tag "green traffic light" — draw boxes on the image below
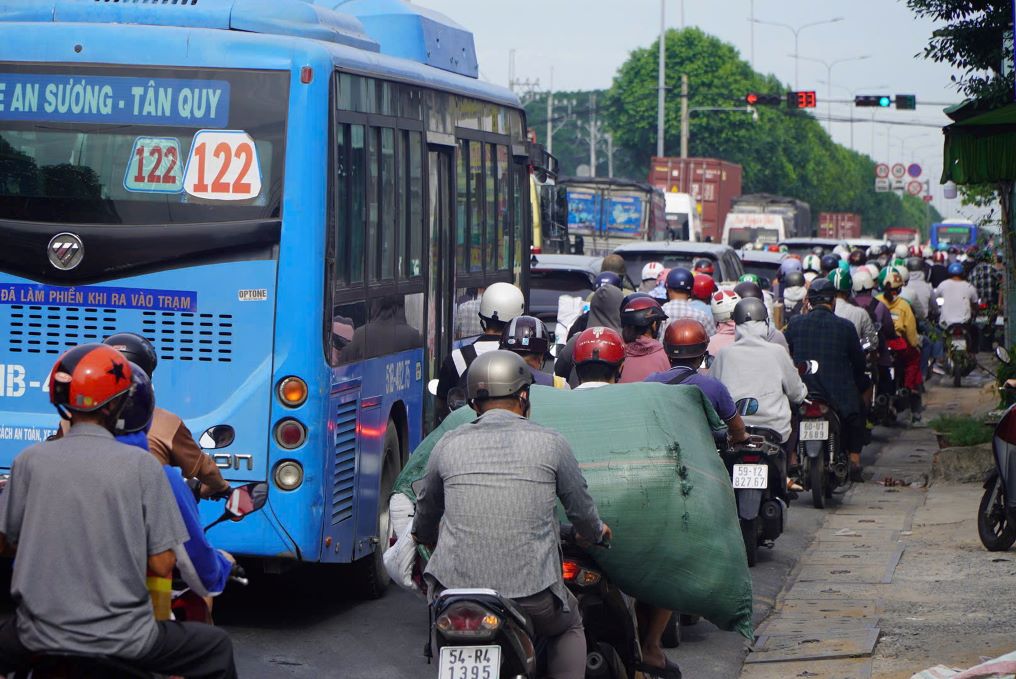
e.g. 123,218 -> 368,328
878,96 -> 891,107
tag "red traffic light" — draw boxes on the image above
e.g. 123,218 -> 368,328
746,93 -> 759,105
787,91 -> 817,109
744,93 -> 781,106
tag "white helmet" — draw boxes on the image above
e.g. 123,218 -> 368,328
865,262 -> 881,279
832,244 -> 850,258
641,261 -> 665,282
894,244 -> 909,259
803,271 -> 819,284
802,254 -> 822,273
922,245 -> 934,259
852,269 -> 875,292
710,288 -> 741,323
478,282 -> 525,324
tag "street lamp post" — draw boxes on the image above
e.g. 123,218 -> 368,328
751,16 -> 844,89
795,54 -> 869,132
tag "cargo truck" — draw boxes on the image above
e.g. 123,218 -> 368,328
648,157 -> 742,242
818,212 -> 862,240
723,194 -> 812,247
557,177 -> 667,256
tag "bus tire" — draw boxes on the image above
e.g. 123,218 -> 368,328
354,419 -> 401,599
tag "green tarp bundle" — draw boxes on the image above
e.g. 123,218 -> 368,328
395,382 -> 754,639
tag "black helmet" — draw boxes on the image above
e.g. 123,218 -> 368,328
782,271 -> 806,288
848,249 -> 867,267
500,316 -> 550,356
103,333 -> 157,377
807,278 -> 837,306
732,297 -> 769,325
733,281 -> 763,300
620,293 -> 667,328
118,362 -> 155,434
820,254 -> 839,273
905,256 -> 924,273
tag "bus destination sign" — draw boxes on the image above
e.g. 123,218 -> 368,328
0,74 -> 230,127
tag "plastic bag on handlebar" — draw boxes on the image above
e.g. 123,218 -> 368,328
394,383 -> 754,639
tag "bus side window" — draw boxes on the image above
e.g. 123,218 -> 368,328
406,131 -> 424,279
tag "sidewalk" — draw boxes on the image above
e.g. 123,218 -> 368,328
740,378 -> 1007,679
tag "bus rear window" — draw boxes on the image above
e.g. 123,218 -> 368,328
0,64 -> 288,224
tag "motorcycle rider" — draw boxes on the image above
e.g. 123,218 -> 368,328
500,316 -> 568,389
879,268 -> 924,422
413,350 -> 611,679
928,250 -> 950,288
661,267 -> 716,337
692,272 -> 718,306
901,256 -> 935,377
936,261 -> 980,329
784,280 -> 870,481
830,269 -> 875,343
555,281 -> 624,384
853,269 -> 899,399
711,299 -> 808,491
802,254 -> 823,284
619,294 -> 671,384
781,271 -> 808,325
436,282 -> 525,420
970,250 -> 1002,309
600,254 -> 636,293
708,289 -> 741,357
101,333 -> 230,499
0,344 -> 237,678
640,262 -> 665,293
734,281 -> 789,350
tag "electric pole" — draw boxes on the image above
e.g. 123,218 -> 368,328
546,67 -> 554,154
589,92 -> 598,178
656,0 -> 666,157
680,74 -> 689,158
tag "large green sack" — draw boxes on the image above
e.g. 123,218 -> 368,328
395,383 -> 753,639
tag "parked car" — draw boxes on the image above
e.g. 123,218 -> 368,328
738,249 -> 788,290
778,237 -> 848,257
613,241 -> 745,286
529,254 -> 602,342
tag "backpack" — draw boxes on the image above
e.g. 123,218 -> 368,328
665,367 -> 697,386
447,342 -> 480,411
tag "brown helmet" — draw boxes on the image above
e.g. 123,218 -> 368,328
663,319 -> 709,360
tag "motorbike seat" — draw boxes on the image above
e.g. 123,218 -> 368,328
500,597 -> 536,639
745,426 -> 782,445
16,652 -> 151,679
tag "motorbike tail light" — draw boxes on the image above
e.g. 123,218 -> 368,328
562,560 -> 581,582
436,603 -> 501,639
740,454 -> 761,464
802,402 -> 828,418
952,327 -> 966,337
562,559 -> 601,587
979,301 -> 989,310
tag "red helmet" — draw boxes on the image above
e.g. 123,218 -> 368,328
933,251 -> 947,264
692,273 -> 717,302
573,327 -> 625,367
663,319 -> 709,360
693,258 -> 715,275
620,293 -> 667,328
49,344 -> 133,414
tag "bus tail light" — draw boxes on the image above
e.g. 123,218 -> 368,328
274,419 -> 307,449
274,460 -> 304,491
277,376 -> 308,407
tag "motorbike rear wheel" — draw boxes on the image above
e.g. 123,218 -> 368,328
810,455 -> 826,510
740,517 -> 759,567
661,613 -> 681,648
952,358 -> 962,388
978,477 -> 1016,552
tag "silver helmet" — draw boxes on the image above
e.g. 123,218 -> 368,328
466,350 -> 533,402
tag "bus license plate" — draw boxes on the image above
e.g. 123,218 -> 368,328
439,646 -> 500,679
732,464 -> 768,489
952,339 -> 967,351
800,421 -> 829,441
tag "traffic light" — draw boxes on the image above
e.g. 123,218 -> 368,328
745,93 -> 781,106
855,95 -> 892,107
895,94 -> 917,110
787,91 -> 817,109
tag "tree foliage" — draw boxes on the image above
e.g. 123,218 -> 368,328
527,28 -> 941,234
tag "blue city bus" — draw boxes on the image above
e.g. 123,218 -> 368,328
930,219 -> 978,250
0,0 -> 531,594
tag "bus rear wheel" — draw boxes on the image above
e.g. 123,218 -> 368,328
353,419 -> 401,599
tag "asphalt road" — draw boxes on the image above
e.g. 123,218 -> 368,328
219,433 -> 892,679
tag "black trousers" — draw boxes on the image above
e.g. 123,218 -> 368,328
0,617 -> 237,679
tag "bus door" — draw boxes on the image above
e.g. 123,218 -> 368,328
425,146 -> 455,425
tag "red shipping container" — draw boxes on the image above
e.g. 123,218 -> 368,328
649,157 -> 742,242
817,212 -> 862,240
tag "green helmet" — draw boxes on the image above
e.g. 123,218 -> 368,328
890,257 -> 907,268
738,273 -> 761,285
828,268 -> 852,292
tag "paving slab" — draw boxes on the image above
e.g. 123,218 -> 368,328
781,582 -> 884,601
745,628 -> 881,663
740,657 -> 873,679
795,564 -> 898,585
824,513 -> 912,531
777,600 -> 881,618
801,548 -> 902,566
812,527 -> 900,543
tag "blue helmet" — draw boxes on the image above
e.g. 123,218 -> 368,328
118,362 -> 155,434
947,262 -> 965,277
665,267 -> 695,293
595,272 -> 621,289
778,258 -> 803,277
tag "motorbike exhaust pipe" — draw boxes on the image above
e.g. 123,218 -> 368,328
586,651 -> 610,678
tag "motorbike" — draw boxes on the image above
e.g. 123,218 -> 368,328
863,330 -> 897,427
978,347 -> 1016,552
16,482 -> 268,679
795,361 -> 850,509
945,323 -> 976,387
722,398 -> 787,567
974,300 -> 1000,352
560,525 -> 643,678
428,533 -> 623,679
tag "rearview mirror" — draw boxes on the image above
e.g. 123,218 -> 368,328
797,360 -> 819,376
997,346 -> 1011,365
226,482 -> 269,521
734,397 -> 759,416
198,425 -> 235,450
427,379 -> 439,396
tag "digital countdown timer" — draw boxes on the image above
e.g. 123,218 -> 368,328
787,91 -> 817,109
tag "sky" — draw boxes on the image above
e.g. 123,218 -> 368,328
421,0 -> 994,221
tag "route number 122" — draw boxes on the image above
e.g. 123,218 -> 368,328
123,137 -> 184,194
183,130 -> 262,201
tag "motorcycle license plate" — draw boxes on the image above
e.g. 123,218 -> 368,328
439,646 -> 500,679
952,339 -> 967,351
732,464 -> 768,489
975,316 -> 989,324
800,420 -> 829,441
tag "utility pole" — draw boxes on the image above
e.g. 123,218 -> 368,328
680,74 -> 689,158
656,0 -> 666,157
749,0 -> 754,69
546,67 -> 554,154
607,133 -> 615,178
589,92 -> 598,178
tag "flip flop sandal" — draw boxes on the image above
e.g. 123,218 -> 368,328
635,659 -> 682,679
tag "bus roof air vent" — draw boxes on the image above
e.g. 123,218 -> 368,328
321,0 -> 479,79
0,0 -> 380,52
